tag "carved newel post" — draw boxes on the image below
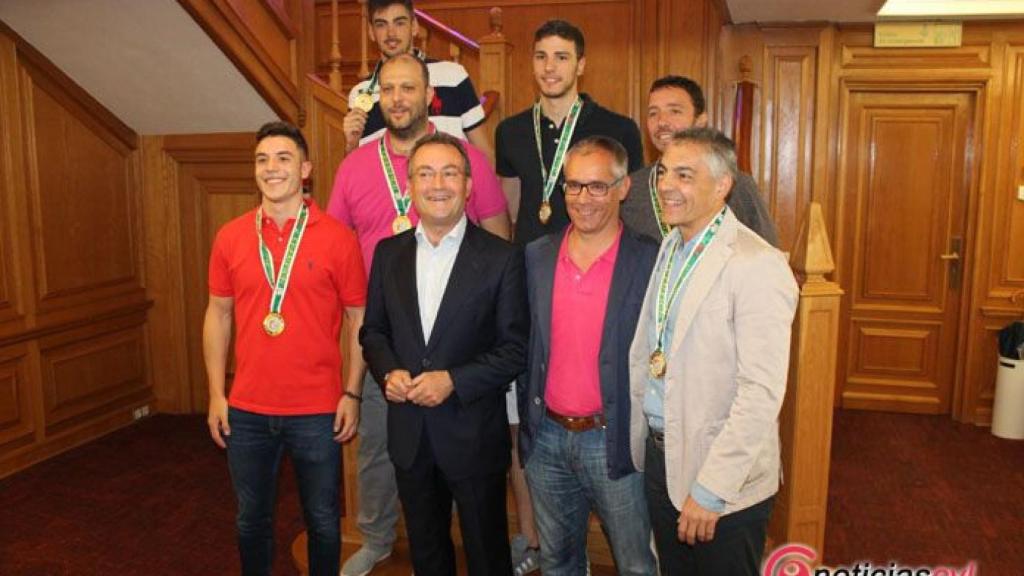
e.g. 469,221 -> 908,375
768,202 -> 844,561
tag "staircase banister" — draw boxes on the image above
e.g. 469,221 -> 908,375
415,9 -> 480,53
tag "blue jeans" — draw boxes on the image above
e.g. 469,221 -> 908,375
524,415 -> 656,576
225,407 -> 340,576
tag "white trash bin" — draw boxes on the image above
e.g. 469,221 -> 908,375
992,356 -> 1024,440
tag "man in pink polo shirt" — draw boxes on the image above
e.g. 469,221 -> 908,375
517,136 -> 658,575
327,53 -> 509,576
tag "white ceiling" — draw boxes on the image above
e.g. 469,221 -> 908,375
727,0 -> 887,23
0,0 -> 275,135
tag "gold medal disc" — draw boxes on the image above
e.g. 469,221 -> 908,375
538,201 -> 552,224
353,92 -> 374,113
263,312 -> 286,337
649,349 -> 667,379
392,214 -> 412,234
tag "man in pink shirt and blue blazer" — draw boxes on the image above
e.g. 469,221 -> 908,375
517,136 -> 658,575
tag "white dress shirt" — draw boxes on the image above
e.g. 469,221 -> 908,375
415,215 -> 467,343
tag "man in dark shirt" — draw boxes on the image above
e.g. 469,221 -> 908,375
621,75 -> 778,246
496,19 -> 644,245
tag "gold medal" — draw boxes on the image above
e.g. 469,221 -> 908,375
263,312 -> 286,337
538,201 -> 552,224
392,214 -> 412,234
649,349 -> 667,379
353,92 -> 374,113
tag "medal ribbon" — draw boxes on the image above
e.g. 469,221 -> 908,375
256,203 -> 309,315
653,208 -> 727,351
378,136 -> 412,219
648,168 -> 670,238
532,97 -> 583,209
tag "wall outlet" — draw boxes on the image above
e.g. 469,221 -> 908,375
132,405 -> 151,420
1018,185 -> 1024,201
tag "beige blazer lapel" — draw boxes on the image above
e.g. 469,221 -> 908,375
666,212 -> 739,359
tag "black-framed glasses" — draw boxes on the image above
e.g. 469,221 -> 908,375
562,176 -> 625,197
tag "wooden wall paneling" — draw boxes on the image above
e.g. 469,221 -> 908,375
178,0 -> 307,124
759,31 -> 819,253
811,26 -> 836,233
164,134 -> 257,412
0,342 -> 34,458
701,0 -> 724,128
0,34 -> 30,338
717,24 -> 765,177
140,136 -> 192,413
0,23 -> 157,479
18,60 -> 146,320
958,40 -> 1024,421
965,307 -> 1022,424
38,311 -> 150,436
987,44 -> 1024,300
305,74 -> 349,207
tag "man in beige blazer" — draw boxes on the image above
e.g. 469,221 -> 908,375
629,127 -> 798,575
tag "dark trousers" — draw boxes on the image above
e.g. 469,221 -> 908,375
644,435 -> 773,576
394,428 -> 512,576
225,407 -> 341,576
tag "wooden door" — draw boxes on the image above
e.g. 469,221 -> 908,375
836,90 -> 973,414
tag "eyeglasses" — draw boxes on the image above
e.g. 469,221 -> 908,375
562,176 -> 625,197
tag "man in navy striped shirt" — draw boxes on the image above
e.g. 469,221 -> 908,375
342,0 -> 494,163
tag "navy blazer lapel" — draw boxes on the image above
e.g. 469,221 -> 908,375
599,230 -> 642,359
533,235 -> 559,356
424,223 -> 483,353
396,233 -> 426,351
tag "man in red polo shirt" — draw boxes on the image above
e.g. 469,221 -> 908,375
205,121 -> 367,576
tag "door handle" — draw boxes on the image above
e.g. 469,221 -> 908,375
943,237 -> 962,288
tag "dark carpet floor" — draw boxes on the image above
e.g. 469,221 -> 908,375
1,410 -> 1022,575
823,411 -> 1024,574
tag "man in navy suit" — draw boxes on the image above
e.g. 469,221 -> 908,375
518,136 -> 658,575
360,132 -> 528,576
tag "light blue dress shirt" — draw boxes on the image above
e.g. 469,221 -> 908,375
642,229 -> 726,514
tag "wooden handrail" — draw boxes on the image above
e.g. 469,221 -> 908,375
414,9 -> 480,53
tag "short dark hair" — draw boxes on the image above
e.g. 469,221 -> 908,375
256,121 -> 308,159
380,52 -> 429,86
650,75 -> 706,117
566,135 -> 628,180
534,19 -> 585,58
408,132 -> 472,177
669,127 -> 737,181
368,0 -> 414,20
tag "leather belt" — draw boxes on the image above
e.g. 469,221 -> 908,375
546,408 -> 605,432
